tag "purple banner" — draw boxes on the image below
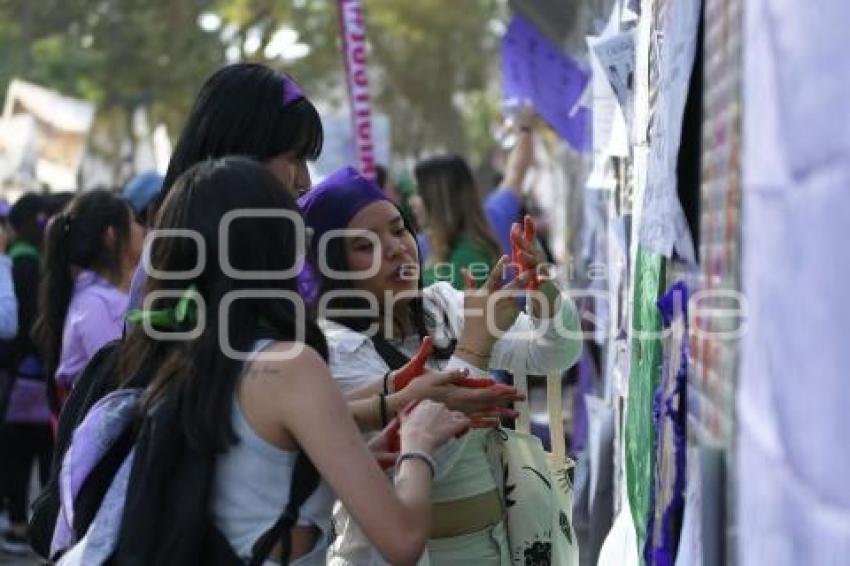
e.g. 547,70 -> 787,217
502,14 -> 591,151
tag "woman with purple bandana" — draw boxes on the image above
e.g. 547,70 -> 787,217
115,158 -> 474,565
301,167 -> 582,565
124,64 -> 518,426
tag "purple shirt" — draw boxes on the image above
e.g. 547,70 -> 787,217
484,188 -> 524,257
54,271 -> 128,390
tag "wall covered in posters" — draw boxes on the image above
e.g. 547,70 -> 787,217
595,0 -> 741,563
540,0 -> 849,562
509,0 -> 754,562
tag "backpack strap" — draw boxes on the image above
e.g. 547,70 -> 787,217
371,334 -> 410,371
248,450 -> 320,565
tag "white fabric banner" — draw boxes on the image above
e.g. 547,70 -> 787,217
739,0 -> 850,564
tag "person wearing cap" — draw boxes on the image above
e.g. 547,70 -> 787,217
122,170 -> 164,228
301,166 -> 582,565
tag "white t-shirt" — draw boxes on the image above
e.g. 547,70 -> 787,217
322,281 -> 582,393
323,282 -> 582,566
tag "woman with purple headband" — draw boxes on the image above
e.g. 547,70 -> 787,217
301,167 -> 583,565
127,63 -> 519,424
124,63 -> 323,314
102,58 -> 519,509
35,62 -> 527,561
162,63 -> 321,200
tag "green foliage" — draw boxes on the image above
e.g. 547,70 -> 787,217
460,90 -> 502,167
0,0 -> 505,170
27,35 -> 105,103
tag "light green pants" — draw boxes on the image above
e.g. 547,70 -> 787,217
417,521 -> 510,566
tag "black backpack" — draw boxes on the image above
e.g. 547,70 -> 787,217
113,386 -> 320,566
29,340 -> 125,557
29,340 -> 320,565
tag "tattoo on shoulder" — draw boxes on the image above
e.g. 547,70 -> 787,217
247,363 -> 282,378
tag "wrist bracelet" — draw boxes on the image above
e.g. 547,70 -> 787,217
397,451 -> 436,479
382,369 -> 392,395
378,393 -> 389,427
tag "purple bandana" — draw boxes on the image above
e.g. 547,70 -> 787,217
282,75 -> 305,107
298,166 -> 390,251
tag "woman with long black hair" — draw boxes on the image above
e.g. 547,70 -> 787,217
126,62 -> 323,312
34,190 -> 142,401
128,62 -> 519,427
118,157 -> 468,565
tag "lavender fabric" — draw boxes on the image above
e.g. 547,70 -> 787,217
297,261 -> 320,307
0,216 -> 9,368
52,388 -> 141,557
484,188 -> 524,257
501,15 -> 591,151
56,450 -> 135,565
298,166 -> 390,251
3,355 -> 50,423
55,271 -> 128,390
416,232 -> 431,264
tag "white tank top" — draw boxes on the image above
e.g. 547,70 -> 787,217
211,341 -> 335,563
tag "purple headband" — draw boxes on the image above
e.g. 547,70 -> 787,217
282,75 -> 305,107
298,166 -> 390,251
